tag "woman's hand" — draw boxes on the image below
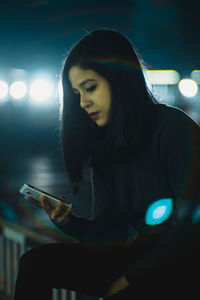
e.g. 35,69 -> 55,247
40,195 -> 72,224
25,194 -> 72,224
104,276 -> 130,298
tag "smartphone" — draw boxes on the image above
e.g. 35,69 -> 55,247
20,184 -> 72,209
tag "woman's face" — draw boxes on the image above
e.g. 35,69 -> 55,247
68,65 -> 112,127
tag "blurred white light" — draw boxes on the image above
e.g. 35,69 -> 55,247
153,206 -> 166,219
0,80 -> 9,100
10,81 -> 27,99
191,70 -> 200,84
178,79 -> 198,98
57,80 -> 63,103
144,70 -> 180,85
29,79 -> 54,103
152,85 -> 175,106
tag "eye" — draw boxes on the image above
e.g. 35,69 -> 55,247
86,85 -> 97,92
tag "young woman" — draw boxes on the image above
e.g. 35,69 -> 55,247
14,29 -> 200,299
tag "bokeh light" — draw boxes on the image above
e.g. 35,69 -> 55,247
145,198 -> 173,226
0,80 -> 9,101
191,70 -> 200,84
10,81 -> 27,99
178,79 -> 198,98
144,70 -> 180,85
29,79 -> 54,103
57,80 -> 63,103
192,204 -> 200,224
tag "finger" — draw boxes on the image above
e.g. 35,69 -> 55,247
56,207 -> 72,224
40,194 -> 50,203
50,202 -> 64,219
55,206 -> 72,222
51,202 -> 70,220
25,195 -> 42,208
40,195 -> 64,210
40,195 -> 54,214
59,196 -> 73,208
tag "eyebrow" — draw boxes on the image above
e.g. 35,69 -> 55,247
78,79 -> 96,88
72,79 -> 96,93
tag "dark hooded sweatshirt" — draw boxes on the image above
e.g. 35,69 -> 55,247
53,103 -> 200,285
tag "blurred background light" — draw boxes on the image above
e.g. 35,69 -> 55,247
57,80 -> 63,104
0,80 -> 9,101
10,81 -> 27,100
145,198 -> 173,226
29,78 -> 54,103
191,70 -> 200,84
0,202 -> 18,223
178,79 -> 198,98
192,204 -> 200,224
144,70 -> 180,85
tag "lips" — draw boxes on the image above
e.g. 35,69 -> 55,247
89,111 -> 99,120
89,111 -> 98,116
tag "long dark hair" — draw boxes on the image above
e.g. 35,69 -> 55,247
61,29 -> 158,194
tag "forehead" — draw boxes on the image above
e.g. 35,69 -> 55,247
68,66 -> 100,87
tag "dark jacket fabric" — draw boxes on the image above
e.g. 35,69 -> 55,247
53,103 -> 200,284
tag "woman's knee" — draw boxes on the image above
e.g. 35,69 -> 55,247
18,248 -> 39,277
18,243 -> 75,275
18,244 -> 55,274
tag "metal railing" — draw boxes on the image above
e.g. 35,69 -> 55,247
0,218 -> 103,300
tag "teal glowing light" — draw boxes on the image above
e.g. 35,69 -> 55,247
145,198 -> 173,226
192,204 -> 200,224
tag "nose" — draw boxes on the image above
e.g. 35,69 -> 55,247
80,93 -> 92,109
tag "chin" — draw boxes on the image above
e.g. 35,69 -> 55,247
96,120 -> 105,127
96,117 -> 109,127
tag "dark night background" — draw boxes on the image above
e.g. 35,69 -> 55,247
0,0 -> 200,235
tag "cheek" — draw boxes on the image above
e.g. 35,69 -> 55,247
106,92 -> 112,111
96,84 -> 111,111
102,88 -> 111,107
101,96 -> 111,112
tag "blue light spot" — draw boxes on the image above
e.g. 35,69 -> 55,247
192,204 -> 200,224
0,202 -> 18,223
145,198 -> 173,226
153,206 -> 167,219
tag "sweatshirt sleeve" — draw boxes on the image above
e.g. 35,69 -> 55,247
124,109 -> 200,285
52,214 -> 129,244
52,168 -> 129,245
